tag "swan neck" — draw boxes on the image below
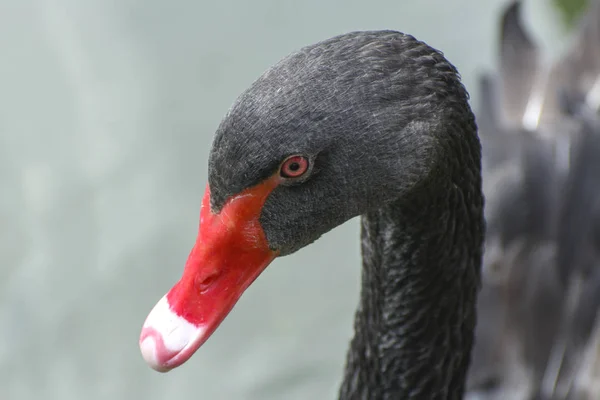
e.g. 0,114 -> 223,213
339,184 -> 483,399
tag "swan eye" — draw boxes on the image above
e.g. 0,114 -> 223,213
280,155 -> 309,179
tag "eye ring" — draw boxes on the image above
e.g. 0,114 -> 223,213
280,155 -> 310,179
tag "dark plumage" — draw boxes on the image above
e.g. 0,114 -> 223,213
207,31 -> 485,398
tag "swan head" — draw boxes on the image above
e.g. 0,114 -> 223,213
139,30 -> 477,373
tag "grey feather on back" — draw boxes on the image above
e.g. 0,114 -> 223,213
468,1 -> 600,399
498,1 -> 542,128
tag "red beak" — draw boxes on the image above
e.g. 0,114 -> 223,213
139,177 -> 280,372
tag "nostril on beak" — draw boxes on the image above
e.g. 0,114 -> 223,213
196,271 -> 221,293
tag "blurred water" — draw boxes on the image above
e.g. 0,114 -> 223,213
0,0 -> 563,399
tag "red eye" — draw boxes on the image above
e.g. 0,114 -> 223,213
280,155 -> 309,178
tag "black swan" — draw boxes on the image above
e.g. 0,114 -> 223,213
138,2 -> 600,399
139,30 -> 485,399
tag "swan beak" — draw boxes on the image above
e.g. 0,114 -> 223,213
139,179 -> 279,372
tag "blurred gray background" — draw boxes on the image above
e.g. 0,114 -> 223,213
0,0 -> 568,399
